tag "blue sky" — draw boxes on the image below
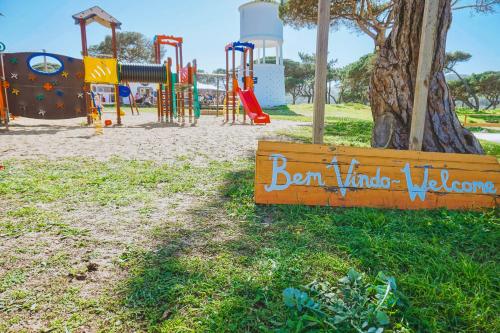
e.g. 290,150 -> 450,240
1,0 -> 499,74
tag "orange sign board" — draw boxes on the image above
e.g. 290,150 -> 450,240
255,141 -> 499,210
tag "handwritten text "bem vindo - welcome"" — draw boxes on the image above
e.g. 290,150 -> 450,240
264,154 -> 497,201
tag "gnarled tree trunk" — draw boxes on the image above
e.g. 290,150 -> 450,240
369,0 -> 484,154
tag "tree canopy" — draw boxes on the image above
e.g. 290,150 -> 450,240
88,31 -> 162,63
279,0 -> 499,49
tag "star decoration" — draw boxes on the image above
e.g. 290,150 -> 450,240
51,80 -> 58,86
28,74 -> 37,81
61,71 -> 69,78
9,57 -> 18,64
75,107 -> 82,114
38,109 -> 46,116
43,82 -> 53,91
19,104 -> 27,111
56,90 -> 64,97
56,102 -> 64,110
11,88 -> 20,96
77,93 -> 84,99
36,94 -> 45,101
10,73 -> 18,79
76,72 -> 84,79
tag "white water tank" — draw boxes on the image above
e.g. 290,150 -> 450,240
239,1 -> 285,107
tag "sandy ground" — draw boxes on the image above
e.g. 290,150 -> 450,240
0,111 -> 301,164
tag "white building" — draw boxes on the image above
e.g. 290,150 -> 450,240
239,1 -> 286,107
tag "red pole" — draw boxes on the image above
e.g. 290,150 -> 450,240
111,23 -> 121,125
179,43 -> 184,68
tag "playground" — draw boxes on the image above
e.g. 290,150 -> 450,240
0,109 -> 292,164
1,1 -> 499,332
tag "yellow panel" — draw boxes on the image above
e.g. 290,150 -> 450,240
84,57 -> 118,84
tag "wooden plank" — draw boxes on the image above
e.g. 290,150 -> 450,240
257,141 -> 499,165
409,0 -> 440,151
312,0 -> 330,144
255,141 -> 499,210
464,123 -> 500,128
256,151 -> 499,172
255,185 -> 497,210
255,159 -> 500,194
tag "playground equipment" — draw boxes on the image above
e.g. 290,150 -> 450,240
0,6 -> 201,129
1,51 -> 87,121
75,7 -> 200,126
224,41 -> 270,124
153,35 -> 200,125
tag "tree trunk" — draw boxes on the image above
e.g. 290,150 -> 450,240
369,0 -> 483,154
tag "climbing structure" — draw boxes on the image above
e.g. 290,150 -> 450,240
0,6 -> 201,127
154,35 -> 200,125
0,52 -> 86,120
224,41 -> 270,124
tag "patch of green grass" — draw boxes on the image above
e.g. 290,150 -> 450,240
265,103 -> 372,122
1,206 -> 84,238
1,154 -> 498,332
0,269 -> 26,293
114,160 -> 498,332
480,140 -> 500,158
279,119 -> 373,147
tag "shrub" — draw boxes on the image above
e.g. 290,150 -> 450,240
281,268 -> 410,332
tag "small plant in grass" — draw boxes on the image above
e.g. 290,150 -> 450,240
281,268 -> 409,332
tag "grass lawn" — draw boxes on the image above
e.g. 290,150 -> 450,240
1,104 -> 499,332
266,103 -> 500,157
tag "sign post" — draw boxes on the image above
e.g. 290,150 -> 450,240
312,0 -> 330,144
409,0 -> 440,151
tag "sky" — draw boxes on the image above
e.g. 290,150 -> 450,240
1,0 -> 499,74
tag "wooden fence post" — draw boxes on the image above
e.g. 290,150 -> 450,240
409,0 -> 440,151
312,0 -> 330,144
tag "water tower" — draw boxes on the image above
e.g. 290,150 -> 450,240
239,1 -> 285,107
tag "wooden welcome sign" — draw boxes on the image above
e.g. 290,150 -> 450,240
255,141 -> 499,210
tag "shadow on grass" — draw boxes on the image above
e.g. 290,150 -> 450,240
119,161 -> 499,332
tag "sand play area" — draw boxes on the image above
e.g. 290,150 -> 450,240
1,111 -> 300,164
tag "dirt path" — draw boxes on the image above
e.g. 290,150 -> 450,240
0,111 -> 299,164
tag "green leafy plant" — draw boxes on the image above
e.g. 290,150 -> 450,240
282,268 -> 409,332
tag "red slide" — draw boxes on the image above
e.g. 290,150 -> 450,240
237,88 -> 270,124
